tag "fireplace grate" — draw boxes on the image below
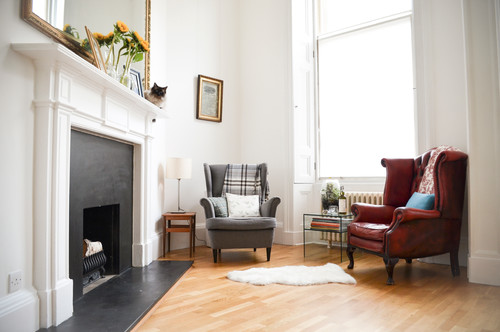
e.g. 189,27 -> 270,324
82,251 -> 107,287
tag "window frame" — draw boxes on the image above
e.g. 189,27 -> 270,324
313,8 -> 417,183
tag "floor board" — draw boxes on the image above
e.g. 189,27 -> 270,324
135,244 -> 500,332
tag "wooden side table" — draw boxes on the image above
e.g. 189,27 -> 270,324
162,212 -> 196,258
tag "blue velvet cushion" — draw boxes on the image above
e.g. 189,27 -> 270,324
406,192 -> 435,210
207,197 -> 228,217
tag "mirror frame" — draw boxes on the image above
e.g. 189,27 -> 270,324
21,0 -> 151,90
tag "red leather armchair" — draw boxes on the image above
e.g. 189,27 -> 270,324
346,147 -> 468,285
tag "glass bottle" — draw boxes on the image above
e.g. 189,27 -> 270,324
338,186 -> 347,214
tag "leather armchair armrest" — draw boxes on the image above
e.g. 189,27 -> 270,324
200,198 -> 216,219
351,203 -> 395,223
393,207 -> 441,223
260,197 -> 281,217
386,208 -> 451,257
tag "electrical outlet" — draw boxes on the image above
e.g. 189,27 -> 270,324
8,270 -> 22,293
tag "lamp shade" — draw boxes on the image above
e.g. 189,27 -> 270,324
166,157 -> 192,179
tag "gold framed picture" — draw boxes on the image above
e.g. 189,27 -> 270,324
85,26 -> 107,74
196,75 -> 223,122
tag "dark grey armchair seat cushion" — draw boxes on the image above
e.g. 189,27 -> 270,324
206,217 -> 277,231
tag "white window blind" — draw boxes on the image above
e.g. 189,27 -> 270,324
317,1 -> 415,178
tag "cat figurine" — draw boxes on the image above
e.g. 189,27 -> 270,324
145,83 -> 168,108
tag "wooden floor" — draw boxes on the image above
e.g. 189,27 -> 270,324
134,244 -> 500,332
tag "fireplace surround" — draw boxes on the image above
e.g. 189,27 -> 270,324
70,129 -> 135,300
12,43 -> 166,328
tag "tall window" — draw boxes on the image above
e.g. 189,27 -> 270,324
317,0 -> 415,178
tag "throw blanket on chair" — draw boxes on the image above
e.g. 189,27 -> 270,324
223,164 -> 269,203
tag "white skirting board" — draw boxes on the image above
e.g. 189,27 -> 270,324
0,290 -> 39,331
468,255 -> 500,286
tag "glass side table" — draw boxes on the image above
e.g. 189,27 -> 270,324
303,213 -> 353,262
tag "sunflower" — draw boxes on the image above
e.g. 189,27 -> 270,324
93,32 -> 105,41
140,40 -> 150,52
81,39 -> 91,52
62,24 -> 80,39
124,37 -> 135,48
133,31 -> 144,42
104,31 -> 114,42
116,21 -> 129,33
92,32 -> 105,46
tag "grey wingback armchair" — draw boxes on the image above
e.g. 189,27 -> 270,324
200,163 -> 281,263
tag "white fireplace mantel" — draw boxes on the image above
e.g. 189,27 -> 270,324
12,43 -> 164,328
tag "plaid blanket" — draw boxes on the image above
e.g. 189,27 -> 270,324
223,164 -> 269,203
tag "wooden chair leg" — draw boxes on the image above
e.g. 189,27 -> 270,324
347,246 -> 356,269
212,249 -> 218,263
450,249 -> 460,276
384,257 -> 399,285
266,248 -> 271,261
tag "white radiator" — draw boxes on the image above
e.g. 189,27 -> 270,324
321,191 -> 384,247
346,191 -> 384,211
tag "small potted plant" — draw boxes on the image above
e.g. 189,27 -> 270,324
321,180 -> 340,212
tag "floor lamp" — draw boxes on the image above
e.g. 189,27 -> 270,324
166,157 -> 192,213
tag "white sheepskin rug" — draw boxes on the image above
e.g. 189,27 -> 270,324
227,263 -> 356,286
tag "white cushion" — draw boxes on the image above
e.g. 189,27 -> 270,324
226,193 -> 260,217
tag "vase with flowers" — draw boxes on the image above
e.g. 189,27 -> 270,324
89,21 -> 150,88
92,21 -> 128,79
101,31 -> 117,79
109,21 -> 129,80
117,30 -> 150,87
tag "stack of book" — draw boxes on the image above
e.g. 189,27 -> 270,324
310,217 -> 346,231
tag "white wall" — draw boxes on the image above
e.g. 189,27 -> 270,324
463,0 -> 500,286
238,0 -> 292,243
414,0 -> 468,151
413,0 -> 470,266
150,0 -> 292,249
413,0 -> 500,285
0,1 -> 46,331
149,0 -> 243,252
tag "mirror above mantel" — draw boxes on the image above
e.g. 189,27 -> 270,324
21,0 -> 151,90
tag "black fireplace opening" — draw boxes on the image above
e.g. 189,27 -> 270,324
70,130 -> 134,302
83,204 -> 120,274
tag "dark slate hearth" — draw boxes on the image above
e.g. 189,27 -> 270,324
39,260 -> 192,332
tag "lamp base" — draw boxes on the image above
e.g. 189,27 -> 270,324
169,211 -> 187,214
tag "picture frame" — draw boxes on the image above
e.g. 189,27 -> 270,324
197,75 -> 223,122
85,26 -> 107,74
129,68 -> 144,97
